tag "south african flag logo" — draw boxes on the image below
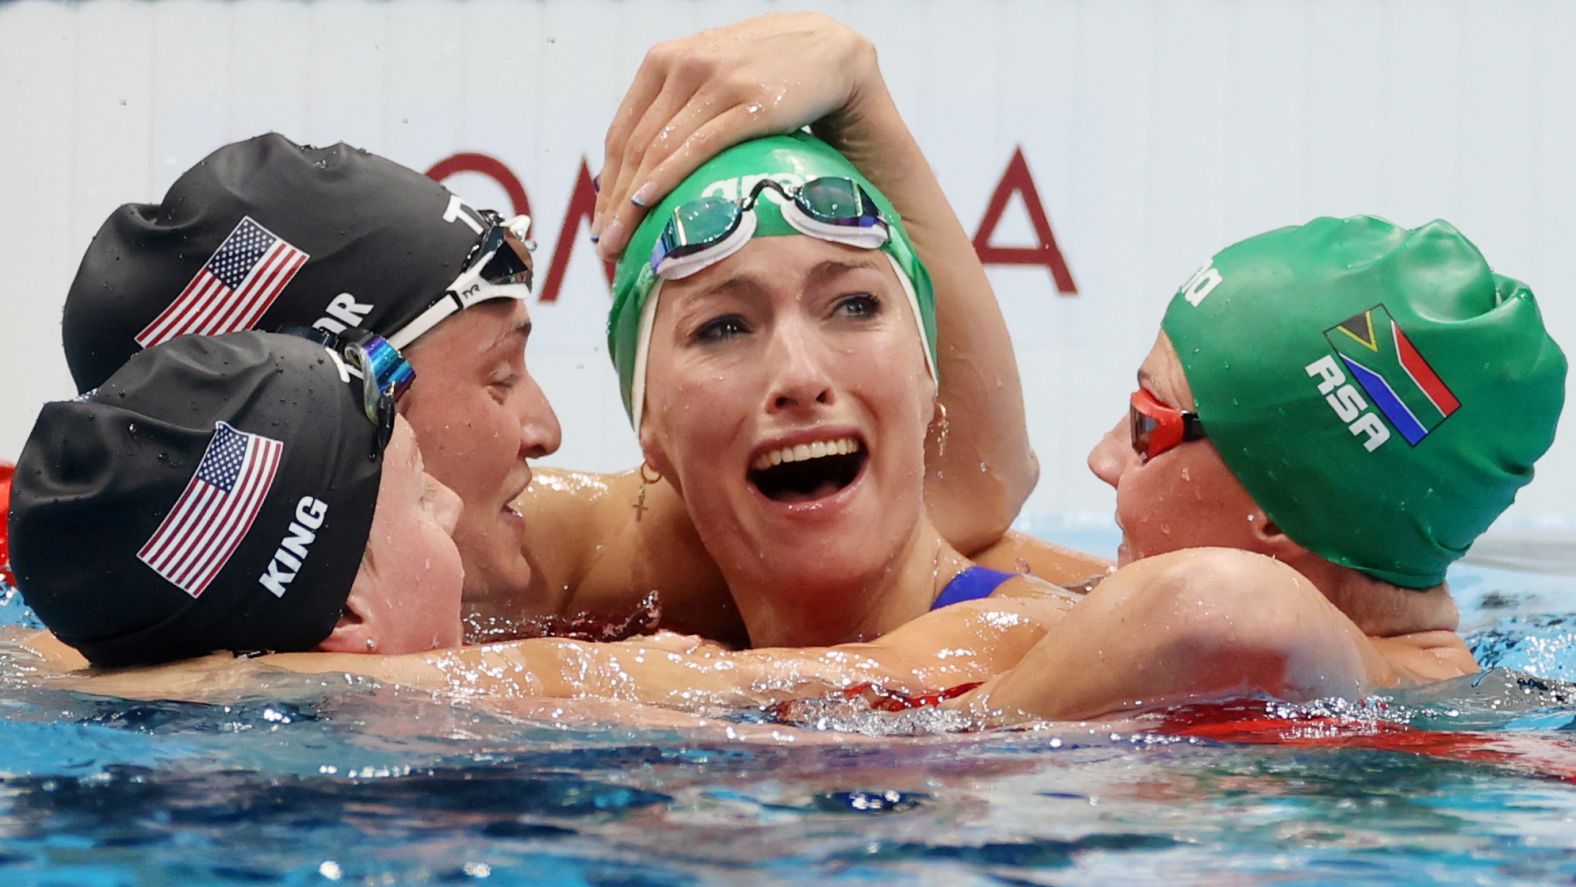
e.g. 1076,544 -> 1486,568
1324,304 -> 1460,446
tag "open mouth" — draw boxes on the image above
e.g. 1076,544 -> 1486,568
748,436 -> 867,504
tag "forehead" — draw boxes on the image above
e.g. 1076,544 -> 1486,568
662,237 -> 897,303
413,299 -> 531,353
1140,331 -> 1196,410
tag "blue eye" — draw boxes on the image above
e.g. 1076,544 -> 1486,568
835,293 -> 880,319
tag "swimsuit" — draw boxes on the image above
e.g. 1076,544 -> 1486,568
930,565 -> 1016,610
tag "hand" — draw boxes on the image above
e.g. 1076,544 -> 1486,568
593,12 -> 878,260
635,630 -> 729,656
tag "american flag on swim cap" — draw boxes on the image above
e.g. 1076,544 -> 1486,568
137,421 -> 283,598
135,216 -> 308,348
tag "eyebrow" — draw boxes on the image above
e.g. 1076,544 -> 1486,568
691,257 -> 887,302
806,258 -> 885,288
487,317 -> 533,352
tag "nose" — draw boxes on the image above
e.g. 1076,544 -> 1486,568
1087,416 -> 1132,488
428,474 -> 464,535
512,370 -> 562,459
765,318 -> 835,415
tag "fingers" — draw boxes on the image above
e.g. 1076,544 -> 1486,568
595,43 -> 683,237
596,50 -> 716,245
595,104 -> 774,261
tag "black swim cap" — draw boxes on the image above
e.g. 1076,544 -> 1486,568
9,331 -> 384,667
63,132 -> 518,393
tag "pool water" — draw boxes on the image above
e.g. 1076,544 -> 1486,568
0,526 -> 1573,885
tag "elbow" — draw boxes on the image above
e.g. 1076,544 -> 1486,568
1142,549 -> 1368,702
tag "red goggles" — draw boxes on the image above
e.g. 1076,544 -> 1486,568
1129,388 -> 1206,462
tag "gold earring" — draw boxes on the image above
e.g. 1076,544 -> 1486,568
930,400 -> 950,459
635,462 -> 663,519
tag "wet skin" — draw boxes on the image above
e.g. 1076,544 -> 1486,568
344,417 -> 468,653
639,235 -> 950,644
1087,332 -> 1271,567
400,300 -> 562,607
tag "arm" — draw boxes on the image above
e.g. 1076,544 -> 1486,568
960,549 -> 1389,722
592,12 -> 1036,553
277,582 -> 1074,710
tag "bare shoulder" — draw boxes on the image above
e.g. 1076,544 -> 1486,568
512,467 -> 742,640
971,530 -> 1114,588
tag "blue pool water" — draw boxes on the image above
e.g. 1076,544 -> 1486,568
1,525 -> 1573,885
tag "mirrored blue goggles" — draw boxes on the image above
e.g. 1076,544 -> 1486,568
283,326 -> 415,454
650,176 -> 890,280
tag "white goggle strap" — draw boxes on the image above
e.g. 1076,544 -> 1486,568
630,276 -> 664,432
387,263 -> 532,351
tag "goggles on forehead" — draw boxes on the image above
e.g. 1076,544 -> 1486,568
1129,388 -> 1206,463
650,176 -> 890,280
284,326 -> 416,456
388,211 -> 535,350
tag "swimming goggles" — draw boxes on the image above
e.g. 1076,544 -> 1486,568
650,177 -> 890,280
284,326 -> 415,455
388,211 -> 536,350
1130,388 -> 1206,463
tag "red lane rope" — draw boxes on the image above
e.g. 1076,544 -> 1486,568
0,460 -> 14,588
1164,700 -> 1576,785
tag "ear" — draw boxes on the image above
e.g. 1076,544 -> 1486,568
637,418 -> 676,483
1248,508 -> 1308,562
315,569 -> 378,653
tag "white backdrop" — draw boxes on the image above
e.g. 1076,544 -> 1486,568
3,0 -> 1573,527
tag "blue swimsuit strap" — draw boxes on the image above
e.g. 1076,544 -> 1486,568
930,565 -> 1017,611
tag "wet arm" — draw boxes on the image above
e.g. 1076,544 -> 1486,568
962,549 -> 1386,721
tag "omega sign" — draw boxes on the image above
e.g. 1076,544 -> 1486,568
427,146 -> 1077,302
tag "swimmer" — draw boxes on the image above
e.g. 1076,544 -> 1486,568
961,216 -> 1568,718
17,221 -> 1557,724
9,329 -> 465,666
41,13 -> 1063,643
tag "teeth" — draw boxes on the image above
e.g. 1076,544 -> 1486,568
752,437 -> 862,471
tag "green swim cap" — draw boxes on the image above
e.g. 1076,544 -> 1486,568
608,132 -> 936,427
1162,216 -> 1566,588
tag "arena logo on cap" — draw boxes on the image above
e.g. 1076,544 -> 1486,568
1306,304 -> 1461,450
699,172 -> 806,203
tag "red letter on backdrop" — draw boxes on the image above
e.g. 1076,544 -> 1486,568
426,152 -> 532,219
537,158 -> 615,303
973,146 -> 1077,295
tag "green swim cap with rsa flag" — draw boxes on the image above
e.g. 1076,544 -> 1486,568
1162,216 -> 1566,588
608,132 -> 936,426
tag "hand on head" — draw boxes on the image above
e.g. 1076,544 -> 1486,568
592,12 -> 879,259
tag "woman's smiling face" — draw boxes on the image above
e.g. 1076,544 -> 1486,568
638,235 -> 937,590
